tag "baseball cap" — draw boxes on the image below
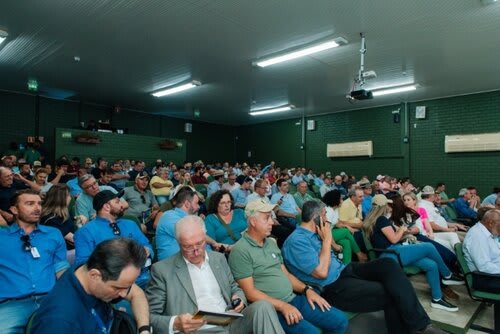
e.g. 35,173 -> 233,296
376,174 -> 384,181
136,171 -> 150,179
421,185 -> 435,195
359,181 -> 371,189
33,161 -> 42,167
212,170 -> 224,177
372,194 -> 393,206
93,190 -> 124,211
245,199 -> 276,218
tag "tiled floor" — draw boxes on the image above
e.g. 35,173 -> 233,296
345,274 -> 495,334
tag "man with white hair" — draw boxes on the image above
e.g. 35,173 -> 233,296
229,201 -> 348,334
454,188 -> 478,221
146,215 -> 284,334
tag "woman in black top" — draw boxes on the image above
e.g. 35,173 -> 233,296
364,194 -> 461,312
40,184 -> 77,251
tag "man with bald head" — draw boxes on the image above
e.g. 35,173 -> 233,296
463,209 -> 500,293
146,215 -> 284,334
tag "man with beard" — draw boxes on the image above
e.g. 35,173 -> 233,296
74,190 -> 153,288
156,186 -> 201,260
0,189 -> 69,334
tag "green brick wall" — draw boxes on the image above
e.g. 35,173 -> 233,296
234,118 -> 303,167
237,91 -> 500,197
1,89 -> 499,197
55,128 -> 186,165
0,91 -> 235,165
406,91 -> 500,197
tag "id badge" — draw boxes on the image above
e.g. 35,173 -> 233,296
31,247 -> 41,258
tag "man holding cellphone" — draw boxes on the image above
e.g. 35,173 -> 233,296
281,201 -> 446,334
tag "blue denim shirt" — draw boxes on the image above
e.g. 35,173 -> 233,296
74,216 -> 153,286
282,226 -> 345,287
0,224 -> 69,300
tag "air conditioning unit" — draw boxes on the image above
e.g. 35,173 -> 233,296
444,132 -> 500,153
327,141 -> 373,158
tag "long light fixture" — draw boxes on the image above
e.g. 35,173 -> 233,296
152,80 -> 201,97
249,104 -> 295,116
372,84 -> 418,97
253,37 -> 348,68
0,29 -> 8,45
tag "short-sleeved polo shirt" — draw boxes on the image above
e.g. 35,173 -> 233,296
229,233 -> 294,303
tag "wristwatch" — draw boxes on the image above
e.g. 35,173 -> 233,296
302,285 -> 313,295
138,325 -> 153,334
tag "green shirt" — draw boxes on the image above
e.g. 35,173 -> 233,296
229,232 -> 295,303
293,192 -> 316,209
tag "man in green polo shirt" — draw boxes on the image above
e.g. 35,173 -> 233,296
228,200 -> 348,334
292,181 -> 316,209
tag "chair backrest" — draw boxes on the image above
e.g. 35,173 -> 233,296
454,243 -> 473,287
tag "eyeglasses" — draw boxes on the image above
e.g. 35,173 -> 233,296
219,200 -> 232,206
20,235 -> 32,252
180,240 -> 205,255
83,181 -> 98,190
109,223 -> 121,236
140,195 -> 146,204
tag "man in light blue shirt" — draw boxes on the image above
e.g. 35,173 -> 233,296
207,170 -> 224,197
360,181 -> 373,218
66,168 -> 86,197
0,189 -> 69,334
231,176 -> 252,208
156,187 -> 200,260
74,190 -> 153,287
271,178 -> 301,228
291,169 -> 304,185
481,187 -> 500,208
75,174 -> 124,221
463,209 -> 500,293
281,200 -> 440,334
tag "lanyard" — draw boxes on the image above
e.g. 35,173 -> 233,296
90,306 -> 113,334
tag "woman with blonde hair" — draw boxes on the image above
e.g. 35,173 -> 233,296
364,194 -> 462,312
40,184 -> 77,263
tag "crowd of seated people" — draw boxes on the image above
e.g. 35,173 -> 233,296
1,153 -> 499,334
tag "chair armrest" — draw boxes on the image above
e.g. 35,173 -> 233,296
471,271 -> 500,279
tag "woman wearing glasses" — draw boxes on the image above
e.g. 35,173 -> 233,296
205,190 -> 247,253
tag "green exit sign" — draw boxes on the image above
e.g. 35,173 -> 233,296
61,132 -> 72,139
28,79 -> 38,91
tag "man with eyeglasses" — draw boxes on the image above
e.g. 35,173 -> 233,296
31,238 -> 152,334
146,215 -> 285,334
222,172 -> 240,193
0,189 -> 69,334
74,190 -> 153,288
75,174 -> 127,222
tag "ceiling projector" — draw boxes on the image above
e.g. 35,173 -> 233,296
347,89 -> 373,100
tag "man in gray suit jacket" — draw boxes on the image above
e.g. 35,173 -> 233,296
146,215 -> 284,334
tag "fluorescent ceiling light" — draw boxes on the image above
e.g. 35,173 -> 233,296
372,84 -> 418,97
249,104 -> 295,116
0,29 -> 8,45
152,80 -> 201,97
253,37 -> 348,68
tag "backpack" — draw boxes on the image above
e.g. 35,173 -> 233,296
110,309 -> 137,334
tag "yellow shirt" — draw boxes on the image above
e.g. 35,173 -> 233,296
150,176 -> 173,196
338,198 -> 362,226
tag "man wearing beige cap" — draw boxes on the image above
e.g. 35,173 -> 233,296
229,200 -> 348,334
207,170 -> 224,197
